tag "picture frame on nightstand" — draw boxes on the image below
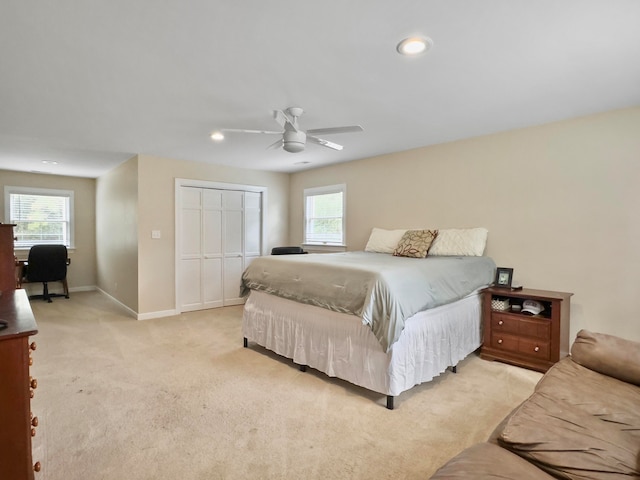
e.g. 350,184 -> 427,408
494,267 -> 513,288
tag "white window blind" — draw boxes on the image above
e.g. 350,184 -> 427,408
5,186 -> 74,248
304,184 -> 346,245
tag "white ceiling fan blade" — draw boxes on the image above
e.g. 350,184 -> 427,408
266,138 -> 284,150
307,136 -> 343,151
221,128 -> 282,135
306,125 -> 363,136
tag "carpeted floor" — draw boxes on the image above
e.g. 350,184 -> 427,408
28,291 -> 541,480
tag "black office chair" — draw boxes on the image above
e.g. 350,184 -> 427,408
271,246 -> 308,255
22,245 -> 70,302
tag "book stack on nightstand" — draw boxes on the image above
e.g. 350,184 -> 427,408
480,287 -> 572,373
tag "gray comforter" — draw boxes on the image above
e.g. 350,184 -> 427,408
240,251 -> 496,351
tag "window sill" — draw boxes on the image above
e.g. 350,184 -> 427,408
302,244 -> 347,253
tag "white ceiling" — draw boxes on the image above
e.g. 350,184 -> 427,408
1,1 -> 639,178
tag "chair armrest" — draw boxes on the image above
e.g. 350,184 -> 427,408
571,329 -> 640,386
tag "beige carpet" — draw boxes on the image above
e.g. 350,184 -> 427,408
28,291 -> 541,480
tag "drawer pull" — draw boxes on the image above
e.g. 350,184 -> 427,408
34,461 -> 41,472
32,416 -> 39,427
534,346 -> 540,352
30,341 -> 37,351
31,428 -> 37,437
498,320 -> 503,326
497,338 -> 503,344
29,356 -> 34,366
30,378 -> 38,389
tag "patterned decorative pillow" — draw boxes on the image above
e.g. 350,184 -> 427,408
393,229 -> 438,258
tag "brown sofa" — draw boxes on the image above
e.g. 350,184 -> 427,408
430,330 -> 640,479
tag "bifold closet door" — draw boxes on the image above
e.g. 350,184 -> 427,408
244,191 -> 261,269
178,187 -> 223,312
179,187 -> 262,312
222,191 -> 244,305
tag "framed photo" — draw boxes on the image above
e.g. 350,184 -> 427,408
494,267 -> 514,288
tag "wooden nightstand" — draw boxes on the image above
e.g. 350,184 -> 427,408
480,287 -> 572,372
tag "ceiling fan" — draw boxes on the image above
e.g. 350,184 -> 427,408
220,107 -> 363,153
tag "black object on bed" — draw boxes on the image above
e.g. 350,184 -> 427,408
271,246 -> 308,255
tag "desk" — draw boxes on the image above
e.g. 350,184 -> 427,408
16,258 -> 71,297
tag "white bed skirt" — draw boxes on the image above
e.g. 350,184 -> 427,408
242,290 -> 483,397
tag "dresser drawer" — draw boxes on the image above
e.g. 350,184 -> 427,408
492,313 -> 551,340
490,332 -> 551,361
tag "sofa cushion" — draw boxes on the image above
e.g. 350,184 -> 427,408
536,357 -> 640,441
498,391 -> 640,479
430,442 -> 555,479
571,329 -> 640,386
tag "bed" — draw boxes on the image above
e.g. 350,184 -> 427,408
240,228 -> 496,409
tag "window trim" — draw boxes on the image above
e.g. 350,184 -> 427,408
303,183 -> 346,247
4,185 -> 75,250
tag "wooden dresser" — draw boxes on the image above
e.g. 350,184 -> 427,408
0,224 -> 40,479
480,286 -> 572,373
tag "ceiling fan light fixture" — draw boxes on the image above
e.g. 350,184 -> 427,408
283,130 -> 306,153
396,36 -> 433,56
283,142 -> 305,153
210,131 -> 224,142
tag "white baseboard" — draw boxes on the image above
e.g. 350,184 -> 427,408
94,287 -> 139,319
69,285 -> 97,293
93,288 -> 180,320
136,309 -> 179,321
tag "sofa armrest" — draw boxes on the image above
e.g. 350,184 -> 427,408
429,443 -> 556,479
571,329 -> 640,386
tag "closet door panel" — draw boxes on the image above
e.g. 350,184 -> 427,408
245,192 -> 261,258
224,211 -> 243,254
202,195 -> 223,307
179,258 -> 202,311
223,256 -> 244,305
181,210 -> 202,256
203,258 -> 223,307
179,187 -> 203,311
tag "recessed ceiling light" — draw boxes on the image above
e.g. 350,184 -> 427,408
396,36 -> 433,56
294,161 -> 311,165
41,160 -> 59,165
210,131 -> 224,142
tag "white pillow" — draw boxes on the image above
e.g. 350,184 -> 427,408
428,228 -> 488,256
364,228 -> 407,254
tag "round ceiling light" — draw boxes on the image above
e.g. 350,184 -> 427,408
396,36 -> 433,56
210,131 -> 224,142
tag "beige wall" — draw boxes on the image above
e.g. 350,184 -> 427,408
290,107 -> 640,342
96,156 -> 139,311
135,154 -> 289,315
0,169 -> 97,295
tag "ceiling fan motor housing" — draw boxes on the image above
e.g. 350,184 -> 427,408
283,129 -> 306,153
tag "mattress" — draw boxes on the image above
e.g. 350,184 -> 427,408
241,251 -> 495,351
242,289 -> 483,397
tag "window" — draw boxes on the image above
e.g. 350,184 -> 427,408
4,186 -> 74,249
303,184 -> 346,245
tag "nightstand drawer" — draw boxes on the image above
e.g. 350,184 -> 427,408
490,332 -> 551,361
492,313 -> 551,340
